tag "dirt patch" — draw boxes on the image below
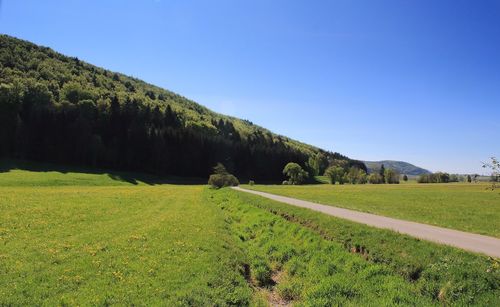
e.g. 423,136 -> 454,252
244,265 -> 293,306
262,270 -> 292,307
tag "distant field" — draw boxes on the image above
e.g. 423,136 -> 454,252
1,167 -> 499,305
245,183 -> 500,237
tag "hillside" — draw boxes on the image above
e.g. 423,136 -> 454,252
0,34 -> 363,180
364,160 -> 431,175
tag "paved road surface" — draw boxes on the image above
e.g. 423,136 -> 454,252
232,186 -> 500,258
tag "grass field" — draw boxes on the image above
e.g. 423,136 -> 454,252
245,182 -> 500,237
1,165 -> 499,305
0,185 -> 253,305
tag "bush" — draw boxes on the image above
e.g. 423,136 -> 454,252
368,173 -> 384,184
208,163 -> 239,188
208,174 -> 239,189
384,169 -> 400,184
358,173 -> 368,184
347,167 -> 368,184
249,180 -> 255,186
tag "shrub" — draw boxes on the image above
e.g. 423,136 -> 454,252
207,163 -> 239,189
208,174 -> 239,189
347,167 -> 368,184
384,169 -> 400,184
368,173 -> 384,184
358,172 -> 368,184
417,174 -> 429,183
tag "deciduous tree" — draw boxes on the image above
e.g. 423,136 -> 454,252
283,162 -> 308,185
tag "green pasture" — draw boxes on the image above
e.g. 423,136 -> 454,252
245,182 -> 500,237
0,166 -> 498,305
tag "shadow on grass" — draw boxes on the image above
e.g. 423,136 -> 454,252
0,159 -> 206,185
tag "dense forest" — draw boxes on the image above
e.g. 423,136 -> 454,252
0,35 -> 364,180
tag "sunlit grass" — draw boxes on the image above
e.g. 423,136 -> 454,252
0,182 -> 250,305
245,182 -> 500,237
1,166 -> 498,305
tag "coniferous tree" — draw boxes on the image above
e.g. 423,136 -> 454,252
379,164 -> 386,183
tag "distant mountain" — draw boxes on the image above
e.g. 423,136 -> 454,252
363,160 -> 431,176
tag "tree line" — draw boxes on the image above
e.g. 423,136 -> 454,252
0,80 -> 314,180
324,162 -> 400,185
416,172 -> 464,183
280,161 -> 397,185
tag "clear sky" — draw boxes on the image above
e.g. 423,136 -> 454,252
1,0 -> 499,174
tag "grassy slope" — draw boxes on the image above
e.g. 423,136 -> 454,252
245,183 -> 500,237
225,189 -> 499,306
1,167 -> 498,305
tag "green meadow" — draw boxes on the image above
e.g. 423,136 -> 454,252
245,182 -> 500,237
0,166 -> 499,305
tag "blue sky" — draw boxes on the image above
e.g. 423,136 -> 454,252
1,0 -> 499,174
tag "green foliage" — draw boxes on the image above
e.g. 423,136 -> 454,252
379,164 -> 386,182
329,159 -> 349,171
384,168 -> 400,184
213,162 -> 229,175
0,83 -> 21,154
208,163 -> 239,188
483,157 -> 499,190
208,174 -> 239,189
306,152 -> 329,176
347,167 -> 367,184
61,81 -> 95,103
368,173 -> 384,184
324,166 -> 345,185
282,162 -> 308,185
417,172 -> 452,184
449,174 -> 460,182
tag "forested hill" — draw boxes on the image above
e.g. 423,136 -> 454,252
0,35 -> 363,180
364,160 -> 431,176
